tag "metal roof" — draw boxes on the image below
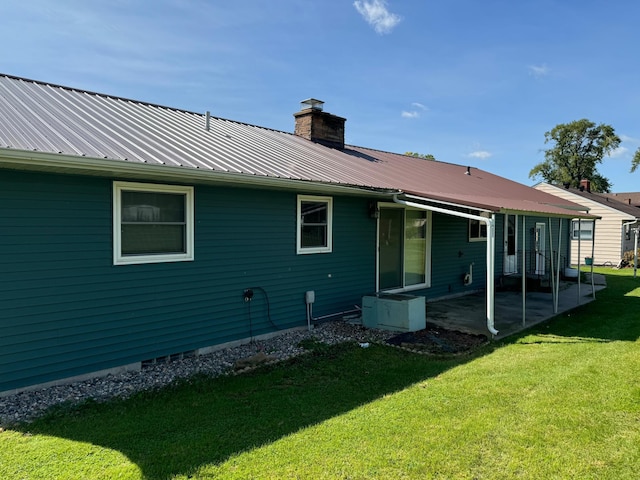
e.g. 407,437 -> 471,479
0,73 -> 591,218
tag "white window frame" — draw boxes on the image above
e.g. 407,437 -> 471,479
571,219 -> 594,240
468,218 -> 487,242
296,195 -> 333,254
113,181 -> 194,265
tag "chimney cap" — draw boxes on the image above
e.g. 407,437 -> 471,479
300,98 -> 324,111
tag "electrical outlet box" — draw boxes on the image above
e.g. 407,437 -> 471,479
305,290 -> 315,304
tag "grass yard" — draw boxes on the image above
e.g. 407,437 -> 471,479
1,268 -> 639,479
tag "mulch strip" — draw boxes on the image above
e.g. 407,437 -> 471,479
385,324 -> 488,355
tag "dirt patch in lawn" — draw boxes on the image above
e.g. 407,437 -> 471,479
386,324 -> 488,355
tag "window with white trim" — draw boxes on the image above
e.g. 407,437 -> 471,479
113,181 -> 194,265
297,195 -> 333,254
469,218 -> 487,241
571,219 -> 594,240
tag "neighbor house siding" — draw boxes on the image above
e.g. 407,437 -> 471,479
0,170 -> 376,392
569,216 -> 624,266
534,183 -> 634,265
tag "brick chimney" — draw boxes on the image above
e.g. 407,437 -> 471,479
579,179 -> 591,192
294,99 -> 346,149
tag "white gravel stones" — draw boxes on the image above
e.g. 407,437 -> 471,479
0,321 -> 394,426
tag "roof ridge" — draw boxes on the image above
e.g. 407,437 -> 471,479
0,72 -> 296,137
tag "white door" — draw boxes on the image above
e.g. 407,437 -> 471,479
504,214 -> 518,274
535,223 -> 546,275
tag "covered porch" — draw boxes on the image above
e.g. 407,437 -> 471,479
426,273 -> 607,339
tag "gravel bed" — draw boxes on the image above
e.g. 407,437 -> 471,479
0,321 -> 395,427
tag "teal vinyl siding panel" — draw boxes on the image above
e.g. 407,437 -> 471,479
427,212 -> 489,299
0,170 -> 376,391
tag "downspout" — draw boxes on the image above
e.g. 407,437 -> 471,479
393,195 -> 499,336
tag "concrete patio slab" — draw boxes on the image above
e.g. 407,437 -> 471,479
426,274 -> 607,339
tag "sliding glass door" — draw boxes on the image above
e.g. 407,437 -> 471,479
378,206 -> 429,291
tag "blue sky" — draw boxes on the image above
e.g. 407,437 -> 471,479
3,0 -> 640,191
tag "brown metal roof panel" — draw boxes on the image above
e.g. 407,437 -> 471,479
346,146 -> 590,214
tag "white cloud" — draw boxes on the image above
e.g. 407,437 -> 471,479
620,134 -> 640,144
401,102 -> 427,118
353,0 -> 402,34
528,64 -> 550,78
608,146 -> 628,158
468,151 -> 492,159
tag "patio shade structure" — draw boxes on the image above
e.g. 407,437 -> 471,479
393,194 -> 598,336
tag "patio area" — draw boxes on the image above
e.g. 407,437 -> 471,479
426,273 -> 608,339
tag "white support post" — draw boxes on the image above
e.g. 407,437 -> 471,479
577,218 -> 582,303
548,218 -> 557,314
590,220 -> 596,299
634,228 -> 638,279
555,218 -> 562,313
487,214 -> 496,335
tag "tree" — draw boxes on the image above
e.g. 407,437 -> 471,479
405,152 -> 436,160
631,147 -> 640,173
529,119 -> 620,193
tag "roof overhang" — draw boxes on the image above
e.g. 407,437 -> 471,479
398,192 -> 599,220
0,149 -> 399,198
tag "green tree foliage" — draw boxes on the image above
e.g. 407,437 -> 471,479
405,152 -> 436,160
631,147 -> 640,173
529,119 -> 620,193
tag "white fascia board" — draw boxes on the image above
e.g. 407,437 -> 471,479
498,208 -> 599,220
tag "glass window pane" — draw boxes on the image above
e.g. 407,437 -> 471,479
469,219 -> 486,239
122,192 -> 185,222
122,225 -> 186,255
572,220 -> 593,240
301,225 -> 327,248
301,201 -> 327,225
379,208 -> 403,290
507,215 -> 516,255
404,210 -> 426,286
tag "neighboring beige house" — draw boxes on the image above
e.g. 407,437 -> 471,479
535,181 -> 640,266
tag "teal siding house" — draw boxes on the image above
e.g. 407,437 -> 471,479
0,75 -> 590,394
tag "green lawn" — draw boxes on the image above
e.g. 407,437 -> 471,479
2,269 -> 639,479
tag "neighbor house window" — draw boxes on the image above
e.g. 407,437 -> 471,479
469,219 -> 487,241
297,195 -> 333,254
113,181 -> 194,265
571,220 -> 594,240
